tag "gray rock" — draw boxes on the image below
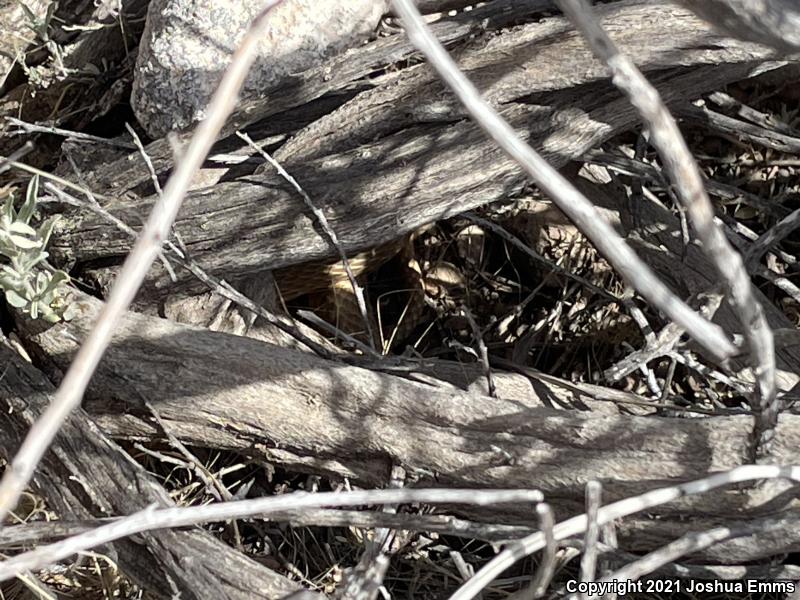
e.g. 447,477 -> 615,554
132,0 -> 389,138
680,0 -> 800,52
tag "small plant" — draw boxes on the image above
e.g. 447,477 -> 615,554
15,0 -> 69,87
0,176 -> 73,323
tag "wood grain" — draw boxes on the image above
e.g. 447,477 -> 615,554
0,340 -> 308,600
49,2 -> 780,297
15,293 -> 800,563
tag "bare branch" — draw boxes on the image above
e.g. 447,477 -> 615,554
529,504 -> 557,599
450,465 -> 800,600
556,0 -> 777,460
389,0 -> 738,368
0,141 -> 34,176
679,0 -> 800,51
579,481 -> 602,588
0,488 -> 542,581
0,0 -> 287,525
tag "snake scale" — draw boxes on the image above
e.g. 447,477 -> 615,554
272,235 -> 418,346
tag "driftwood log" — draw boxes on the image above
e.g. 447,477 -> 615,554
49,2 -> 783,295
0,341 -> 308,600
14,294 -> 800,564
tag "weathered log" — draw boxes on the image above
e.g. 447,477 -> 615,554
0,340 -> 308,600
49,2 -> 782,295
51,60 -> 776,293
15,295 -> 800,563
76,0 -> 560,195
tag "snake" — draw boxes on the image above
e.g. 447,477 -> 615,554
272,235 -> 419,347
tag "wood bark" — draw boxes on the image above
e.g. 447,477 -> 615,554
0,340 -> 309,600
14,295 -> 800,564
48,2 -> 781,295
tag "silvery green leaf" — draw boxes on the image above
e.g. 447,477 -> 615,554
3,265 -> 24,279
8,234 -> 41,250
37,217 -> 59,247
4,288 -> 28,308
0,277 -> 24,292
9,221 -> 37,236
1,265 -> 23,280
42,307 -> 60,323
34,271 -> 49,292
44,270 -> 69,293
19,175 -> 39,223
2,194 -> 14,219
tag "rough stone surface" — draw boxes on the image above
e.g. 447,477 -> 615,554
680,0 -> 800,51
131,0 -> 390,138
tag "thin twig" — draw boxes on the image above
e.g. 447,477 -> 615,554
7,116 -> 284,165
0,488 -> 543,581
236,130 -> 377,350
450,551 -> 479,599
707,91 -> 800,136
0,510 -> 534,548
604,292 -> 723,383
6,117 -> 138,150
144,401 -> 228,502
529,503 -> 556,599
296,309 -> 380,358
0,142 -> 34,176
746,207 -> 800,265
4,160 -> 114,200
0,0 -> 288,525
449,465 -> 800,600
596,520 -> 788,594
579,481 -> 602,594
556,0 -> 776,459
462,306 -> 495,398
390,0 -> 737,369
125,123 -> 163,195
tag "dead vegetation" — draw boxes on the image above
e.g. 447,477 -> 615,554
1,0 -> 800,598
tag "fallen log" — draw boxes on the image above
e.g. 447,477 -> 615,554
49,2 -> 783,295
15,295 -> 800,563
72,0 -> 563,195
0,339 -> 309,600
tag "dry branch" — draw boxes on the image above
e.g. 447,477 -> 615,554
0,340 -> 306,599
558,0 -> 776,457
49,2 -> 783,295
14,295 -> 800,563
0,0 -> 289,527
0,488 -> 543,582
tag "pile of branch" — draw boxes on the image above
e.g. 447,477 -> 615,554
2,0 -> 800,598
